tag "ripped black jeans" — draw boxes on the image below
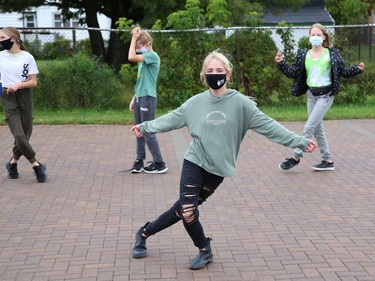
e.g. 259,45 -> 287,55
144,159 -> 224,249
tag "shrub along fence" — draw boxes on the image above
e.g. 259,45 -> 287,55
10,24 -> 375,110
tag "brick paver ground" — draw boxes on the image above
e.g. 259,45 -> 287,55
0,120 -> 374,281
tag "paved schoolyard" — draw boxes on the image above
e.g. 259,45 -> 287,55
0,120 -> 374,281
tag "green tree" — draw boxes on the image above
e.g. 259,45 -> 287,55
0,0 -> 309,70
206,0 -> 231,27
0,0 -> 184,70
166,0 -> 205,29
326,0 -> 371,24
0,0 -> 107,61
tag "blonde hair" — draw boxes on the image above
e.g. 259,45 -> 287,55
1,26 -> 28,51
137,30 -> 153,46
200,50 -> 233,83
309,23 -> 331,48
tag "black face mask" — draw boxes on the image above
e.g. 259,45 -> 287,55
205,74 -> 226,90
0,38 -> 14,50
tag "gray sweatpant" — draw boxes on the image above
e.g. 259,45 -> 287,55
293,91 -> 334,161
2,88 -> 37,163
133,96 -> 164,163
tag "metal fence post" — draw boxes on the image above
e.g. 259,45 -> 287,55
72,28 -> 76,54
235,31 -> 242,87
370,26 -> 373,61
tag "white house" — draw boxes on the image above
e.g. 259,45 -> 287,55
0,6 -> 112,42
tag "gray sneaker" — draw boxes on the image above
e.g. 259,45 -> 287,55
189,238 -> 213,270
313,161 -> 335,171
132,222 -> 150,259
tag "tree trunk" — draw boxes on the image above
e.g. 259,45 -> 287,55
84,4 -> 106,62
106,22 -> 127,72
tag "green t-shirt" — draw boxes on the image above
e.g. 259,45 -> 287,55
305,48 -> 332,88
135,51 -> 160,98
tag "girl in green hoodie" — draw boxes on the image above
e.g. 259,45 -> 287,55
130,50 -> 317,270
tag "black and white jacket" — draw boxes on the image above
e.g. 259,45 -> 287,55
277,48 -> 363,97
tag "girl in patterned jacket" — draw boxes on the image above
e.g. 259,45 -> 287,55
275,23 -> 365,171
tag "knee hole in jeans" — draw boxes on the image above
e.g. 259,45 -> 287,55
181,184 -> 198,224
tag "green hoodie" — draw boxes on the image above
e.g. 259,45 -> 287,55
139,89 -> 310,177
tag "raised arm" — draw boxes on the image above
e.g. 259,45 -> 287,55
275,49 -> 304,79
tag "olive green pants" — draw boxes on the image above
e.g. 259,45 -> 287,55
2,88 -> 37,163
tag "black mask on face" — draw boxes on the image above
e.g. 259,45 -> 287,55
0,38 -> 14,50
205,74 -> 226,90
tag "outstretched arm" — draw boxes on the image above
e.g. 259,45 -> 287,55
335,50 -> 365,78
131,125 -> 143,138
248,103 -> 317,152
131,106 -> 186,138
275,50 -> 301,79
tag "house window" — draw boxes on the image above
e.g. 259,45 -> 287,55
54,14 -> 65,27
71,18 -> 80,27
23,12 -> 36,28
54,13 -> 80,27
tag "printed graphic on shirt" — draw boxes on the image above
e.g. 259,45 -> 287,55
21,63 -> 29,81
205,110 -> 227,126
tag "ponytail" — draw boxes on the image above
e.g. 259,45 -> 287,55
19,40 -> 28,51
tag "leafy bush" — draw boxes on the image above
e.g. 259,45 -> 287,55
76,38 -> 93,56
153,31 -> 219,108
42,34 -> 73,59
24,39 -> 44,59
334,61 -> 374,104
34,53 -> 129,110
225,28 -> 300,105
298,36 -> 310,49
25,28 -> 371,111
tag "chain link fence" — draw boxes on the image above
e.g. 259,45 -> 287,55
15,24 -> 375,62
9,24 -> 374,109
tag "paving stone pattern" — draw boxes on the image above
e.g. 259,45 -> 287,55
0,120 -> 374,281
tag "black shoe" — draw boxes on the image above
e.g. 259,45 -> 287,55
189,238 -> 213,270
312,161 -> 335,171
132,222 -> 150,258
33,162 -> 47,183
6,161 -> 19,179
279,157 -> 300,170
131,159 -> 144,173
143,161 -> 168,174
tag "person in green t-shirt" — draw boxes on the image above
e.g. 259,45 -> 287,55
275,23 -> 365,171
128,27 -> 167,174
130,50 -> 318,270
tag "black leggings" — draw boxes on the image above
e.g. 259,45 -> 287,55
145,159 -> 224,248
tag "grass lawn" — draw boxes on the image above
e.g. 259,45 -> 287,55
0,103 -> 369,126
